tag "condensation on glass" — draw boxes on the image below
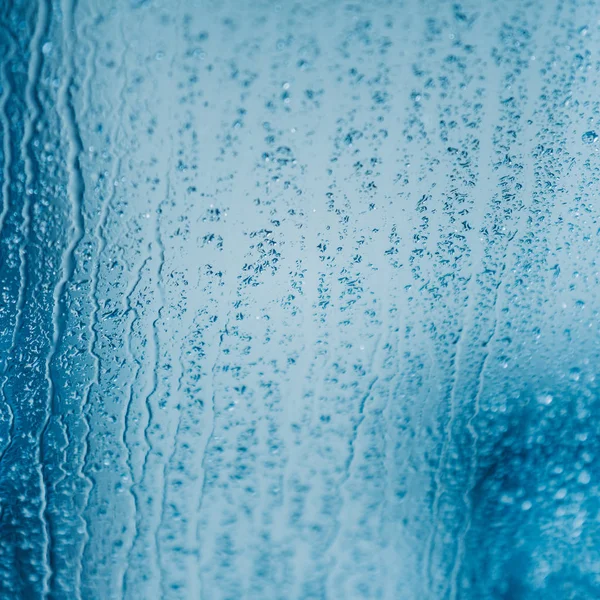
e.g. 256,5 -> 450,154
1,0 -> 599,598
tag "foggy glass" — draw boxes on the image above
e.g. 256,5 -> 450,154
1,0 -> 600,598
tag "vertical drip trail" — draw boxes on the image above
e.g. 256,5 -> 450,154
42,0 -> 86,595
108,21 -> 139,596
140,185 -> 169,483
0,5 -> 17,467
381,316 -> 414,598
79,154 -> 120,577
127,99 -> 173,592
0,15 -> 32,595
420,7 -> 497,592
157,335 -> 186,598
61,5 -> 96,597
449,272 -> 503,597
449,5 -> 553,596
134,49 -> 180,597
194,323 -> 227,596
19,0 -> 52,594
193,250 -> 253,593
156,298 -> 185,598
149,172 -> 169,597
424,324 -> 466,590
79,16 -> 128,590
324,331 -> 383,596
120,250 -> 151,599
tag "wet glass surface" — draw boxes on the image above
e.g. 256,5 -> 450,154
1,0 -> 600,598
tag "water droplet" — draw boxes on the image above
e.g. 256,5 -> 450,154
582,130 -> 598,144
578,470 -> 591,485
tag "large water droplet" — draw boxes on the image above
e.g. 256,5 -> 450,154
581,130 -> 598,144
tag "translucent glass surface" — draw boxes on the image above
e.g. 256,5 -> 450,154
1,0 -> 600,598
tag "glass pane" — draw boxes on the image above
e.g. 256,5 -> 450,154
1,0 -> 599,598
